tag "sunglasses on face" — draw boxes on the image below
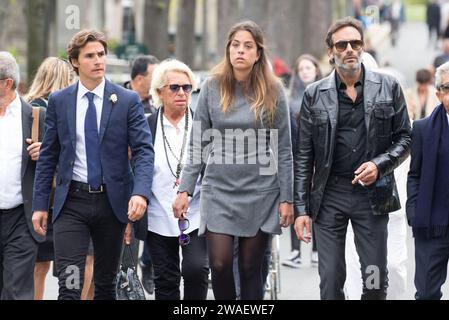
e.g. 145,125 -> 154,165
165,84 -> 193,94
333,39 -> 364,52
178,218 -> 190,246
438,83 -> 449,94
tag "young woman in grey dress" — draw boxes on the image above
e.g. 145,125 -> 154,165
173,21 -> 294,300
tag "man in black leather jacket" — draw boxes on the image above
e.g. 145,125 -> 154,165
293,17 -> 411,300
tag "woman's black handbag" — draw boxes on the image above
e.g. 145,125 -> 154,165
116,244 -> 146,300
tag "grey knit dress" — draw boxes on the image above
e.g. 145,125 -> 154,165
178,78 -> 293,237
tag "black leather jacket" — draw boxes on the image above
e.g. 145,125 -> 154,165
294,68 -> 411,219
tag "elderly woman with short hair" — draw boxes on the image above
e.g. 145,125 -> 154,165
143,59 -> 209,300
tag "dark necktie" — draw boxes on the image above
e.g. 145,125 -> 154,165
84,92 -> 102,188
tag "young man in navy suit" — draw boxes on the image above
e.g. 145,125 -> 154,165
32,30 -> 154,300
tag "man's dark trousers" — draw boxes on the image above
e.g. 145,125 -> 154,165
314,175 -> 389,300
53,184 -> 126,300
0,205 -> 38,300
414,231 -> 449,300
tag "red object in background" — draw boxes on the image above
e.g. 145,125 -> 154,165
272,56 -> 291,77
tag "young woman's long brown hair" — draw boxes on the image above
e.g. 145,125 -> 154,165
212,20 -> 280,127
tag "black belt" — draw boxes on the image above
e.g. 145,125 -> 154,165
328,175 -> 354,185
328,175 -> 368,192
0,204 -> 23,214
70,180 -> 106,194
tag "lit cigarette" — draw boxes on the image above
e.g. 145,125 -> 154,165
358,180 -> 365,187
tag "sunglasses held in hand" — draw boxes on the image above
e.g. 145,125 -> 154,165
178,218 -> 190,246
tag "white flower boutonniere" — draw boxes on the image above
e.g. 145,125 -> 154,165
109,93 -> 118,104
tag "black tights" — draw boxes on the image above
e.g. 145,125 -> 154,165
206,230 -> 269,300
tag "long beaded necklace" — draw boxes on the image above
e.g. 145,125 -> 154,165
160,107 -> 189,189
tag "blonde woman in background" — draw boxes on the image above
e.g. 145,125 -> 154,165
25,57 -> 94,300
25,57 -> 75,108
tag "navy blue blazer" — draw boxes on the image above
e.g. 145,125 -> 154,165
33,80 -> 154,224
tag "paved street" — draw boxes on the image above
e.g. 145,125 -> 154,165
43,22 -> 449,301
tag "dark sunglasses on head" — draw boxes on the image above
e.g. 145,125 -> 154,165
438,83 -> 449,93
333,39 -> 364,52
178,218 -> 190,246
166,84 -> 193,93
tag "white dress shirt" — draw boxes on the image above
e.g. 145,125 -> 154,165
148,110 -> 201,237
0,93 -> 23,209
72,79 -> 105,183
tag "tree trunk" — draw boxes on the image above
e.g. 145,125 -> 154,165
47,0 -> 57,55
143,0 -> 171,60
216,0 -> 239,60
266,0 -> 300,66
241,0 -> 270,33
0,1 -> 11,46
265,0 -> 334,67
300,0 -> 333,60
287,0 -> 307,65
200,0 -> 209,69
175,0 -> 196,67
26,0 -> 51,83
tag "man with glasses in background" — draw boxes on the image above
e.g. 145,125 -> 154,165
124,55 -> 160,296
294,17 -> 411,300
124,55 -> 160,115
